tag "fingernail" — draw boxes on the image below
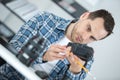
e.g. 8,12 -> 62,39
72,57 -> 74,61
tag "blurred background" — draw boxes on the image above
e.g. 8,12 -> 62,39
0,0 -> 120,80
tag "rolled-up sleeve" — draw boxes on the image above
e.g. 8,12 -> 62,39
65,58 -> 94,80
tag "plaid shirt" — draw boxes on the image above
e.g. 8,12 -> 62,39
1,12 -> 93,80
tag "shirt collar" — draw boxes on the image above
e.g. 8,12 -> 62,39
56,20 -> 73,31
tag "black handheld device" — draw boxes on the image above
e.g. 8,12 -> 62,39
67,42 -> 94,62
17,34 -> 46,67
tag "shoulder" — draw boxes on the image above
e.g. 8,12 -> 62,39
34,11 -> 70,22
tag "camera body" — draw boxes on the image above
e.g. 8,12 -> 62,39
67,42 -> 94,62
17,35 -> 46,66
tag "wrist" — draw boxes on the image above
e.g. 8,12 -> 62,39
69,66 -> 81,74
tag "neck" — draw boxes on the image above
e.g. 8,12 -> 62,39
65,23 -> 76,41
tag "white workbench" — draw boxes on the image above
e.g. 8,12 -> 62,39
0,44 -> 42,80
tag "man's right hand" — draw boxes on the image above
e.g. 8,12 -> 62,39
43,44 -> 67,61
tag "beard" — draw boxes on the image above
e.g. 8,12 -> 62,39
71,23 -> 78,43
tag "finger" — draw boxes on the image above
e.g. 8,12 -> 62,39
53,53 -> 66,59
67,46 -> 71,52
50,55 -> 65,61
55,44 -> 67,50
59,52 -> 66,55
49,48 -> 65,54
50,45 -> 66,53
52,44 -> 67,49
65,47 -> 71,57
67,52 -> 75,64
53,56 -> 66,60
74,55 -> 79,60
74,55 -> 85,65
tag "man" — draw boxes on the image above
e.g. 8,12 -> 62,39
0,9 -> 115,80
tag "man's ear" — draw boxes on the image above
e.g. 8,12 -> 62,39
79,12 -> 90,20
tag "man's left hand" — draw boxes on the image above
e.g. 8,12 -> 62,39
65,47 -> 85,74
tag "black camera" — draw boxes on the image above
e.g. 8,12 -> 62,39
17,34 -> 46,67
67,42 -> 94,62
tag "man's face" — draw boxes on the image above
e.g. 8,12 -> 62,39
71,17 -> 108,44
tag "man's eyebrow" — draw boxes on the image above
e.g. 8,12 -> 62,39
89,24 -> 97,41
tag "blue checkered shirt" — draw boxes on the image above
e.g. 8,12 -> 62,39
1,12 -> 94,80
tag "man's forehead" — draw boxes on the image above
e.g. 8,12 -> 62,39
94,28 -> 108,40
90,18 -> 107,40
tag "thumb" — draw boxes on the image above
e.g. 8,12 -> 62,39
65,46 -> 71,57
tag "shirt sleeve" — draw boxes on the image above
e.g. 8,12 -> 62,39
65,58 -> 94,80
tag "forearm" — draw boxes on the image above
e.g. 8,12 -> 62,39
63,59 -> 94,80
64,69 -> 85,80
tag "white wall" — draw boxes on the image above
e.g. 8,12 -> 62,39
81,0 -> 120,80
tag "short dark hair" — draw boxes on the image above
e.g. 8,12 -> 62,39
88,9 -> 115,39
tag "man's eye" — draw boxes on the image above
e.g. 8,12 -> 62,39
87,25 -> 91,32
90,36 -> 94,41
90,36 -> 96,41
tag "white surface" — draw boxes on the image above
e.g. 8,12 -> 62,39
0,3 -> 11,22
27,0 -> 73,19
3,13 -> 24,33
6,0 -> 39,22
0,44 -> 42,80
6,0 -> 28,10
33,60 -> 59,74
84,0 -> 99,6
0,3 -> 24,33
